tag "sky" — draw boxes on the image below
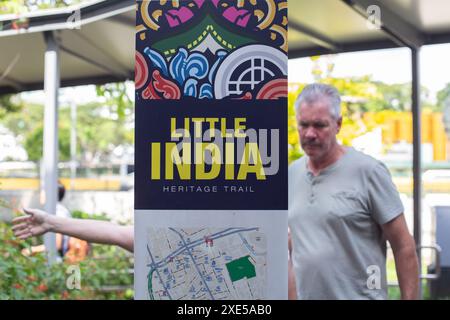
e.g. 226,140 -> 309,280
21,43 -> 450,105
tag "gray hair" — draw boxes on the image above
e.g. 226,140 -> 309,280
294,83 -> 341,119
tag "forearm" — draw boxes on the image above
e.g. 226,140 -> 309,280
394,244 -> 419,300
47,215 -> 134,252
288,258 -> 297,300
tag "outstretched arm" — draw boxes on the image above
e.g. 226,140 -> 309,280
12,208 -> 134,252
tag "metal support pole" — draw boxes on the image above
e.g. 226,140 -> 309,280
411,47 -> 422,299
43,31 -> 60,264
70,92 -> 77,190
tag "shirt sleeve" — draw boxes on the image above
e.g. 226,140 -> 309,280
367,161 -> 404,225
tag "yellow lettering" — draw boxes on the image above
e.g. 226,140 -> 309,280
237,143 -> 266,180
205,118 -> 219,138
220,118 -> 233,138
225,142 -> 234,180
191,118 -> 204,138
165,143 -> 191,180
195,143 -> 221,180
234,118 -> 247,138
151,143 -> 161,180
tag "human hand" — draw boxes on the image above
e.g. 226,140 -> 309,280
12,208 -> 52,240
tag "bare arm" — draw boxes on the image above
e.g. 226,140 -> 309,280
382,214 -> 419,300
12,208 -> 134,252
288,228 -> 298,299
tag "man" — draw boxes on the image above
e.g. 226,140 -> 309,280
288,83 -> 419,300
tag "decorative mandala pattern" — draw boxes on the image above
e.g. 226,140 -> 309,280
136,0 -> 287,100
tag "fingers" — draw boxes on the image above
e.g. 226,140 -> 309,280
15,228 -> 33,240
23,207 -> 38,216
12,208 -> 50,240
12,215 -> 31,225
11,222 -> 29,232
12,207 -> 36,224
12,223 -> 32,238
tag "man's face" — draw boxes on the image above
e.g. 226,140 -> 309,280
296,99 -> 342,161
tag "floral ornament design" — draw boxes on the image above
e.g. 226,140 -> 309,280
140,47 -> 228,100
136,0 -> 287,100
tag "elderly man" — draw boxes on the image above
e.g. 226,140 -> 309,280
288,83 -> 419,300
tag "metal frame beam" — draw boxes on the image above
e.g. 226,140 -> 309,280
0,74 -> 130,95
289,39 -> 399,59
427,32 -> 450,46
411,47 -> 422,299
0,75 -> 24,91
0,0 -> 135,38
289,20 -> 342,52
288,32 -> 450,59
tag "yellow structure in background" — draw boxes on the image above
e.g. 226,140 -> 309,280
365,112 -> 449,161
0,178 -> 121,191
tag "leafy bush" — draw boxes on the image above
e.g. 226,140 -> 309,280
0,213 -> 133,300
71,210 -> 110,221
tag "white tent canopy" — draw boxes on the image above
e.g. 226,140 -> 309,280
0,0 -> 134,94
289,0 -> 450,57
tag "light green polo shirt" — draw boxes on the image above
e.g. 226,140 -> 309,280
288,147 -> 404,300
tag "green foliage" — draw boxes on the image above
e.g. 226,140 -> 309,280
1,97 -> 134,163
372,82 -> 411,112
71,210 -> 109,221
96,82 -> 133,122
24,125 -> 71,162
0,95 -> 23,119
437,83 -> 450,112
0,0 -> 27,14
287,86 -> 304,164
74,102 -> 134,164
0,219 -> 133,300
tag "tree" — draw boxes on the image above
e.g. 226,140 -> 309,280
95,82 -> 133,122
288,86 -> 304,164
24,125 -> 70,162
73,101 -> 133,165
438,83 -> 450,135
437,83 -> 450,112
0,94 -> 23,119
1,98 -> 134,164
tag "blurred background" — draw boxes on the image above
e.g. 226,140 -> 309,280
1,0 -> 450,300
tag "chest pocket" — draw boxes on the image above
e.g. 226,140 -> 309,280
329,190 -> 366,218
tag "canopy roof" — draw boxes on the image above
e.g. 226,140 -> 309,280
0,0 -> 134,94
289,0 -> 450,58
2,0 -> 450,94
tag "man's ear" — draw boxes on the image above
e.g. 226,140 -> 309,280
336,117 -> 342,133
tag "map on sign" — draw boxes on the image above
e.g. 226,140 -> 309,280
145,227 -> 267,300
